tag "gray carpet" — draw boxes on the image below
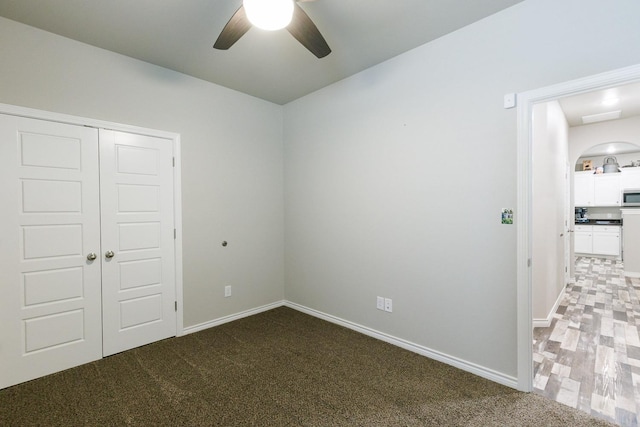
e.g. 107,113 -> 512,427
0,307 -> 615,426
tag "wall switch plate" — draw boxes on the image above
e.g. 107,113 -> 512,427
504,93 -> 517,109
224,285 -> 231,297
376,296 -> 385,310
384,298 -> 393,312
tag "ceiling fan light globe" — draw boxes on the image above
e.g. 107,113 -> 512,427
243,0 -> 294,31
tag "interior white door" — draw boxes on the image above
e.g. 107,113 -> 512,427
0,115 -> 102,389
99,129 -> 176,356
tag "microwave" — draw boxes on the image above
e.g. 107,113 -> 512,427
623,188 -> 640,206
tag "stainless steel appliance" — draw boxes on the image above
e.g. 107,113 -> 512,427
575,207 -> 589,223
623,189 -> 640,207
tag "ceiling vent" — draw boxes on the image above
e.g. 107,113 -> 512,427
581,110 -> 622,124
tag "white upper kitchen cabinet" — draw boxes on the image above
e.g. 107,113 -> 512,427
574,171 -> 623,207
574,171 -> 594,207
593,174 -> 621,206
621,167 -> 640,190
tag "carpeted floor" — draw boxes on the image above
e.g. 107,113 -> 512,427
0,307 -> 615,426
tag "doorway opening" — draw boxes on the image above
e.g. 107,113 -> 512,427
519,66 -> 640,423
516,63 -> 640,393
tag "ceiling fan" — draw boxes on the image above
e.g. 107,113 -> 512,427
213,0 -> 331,58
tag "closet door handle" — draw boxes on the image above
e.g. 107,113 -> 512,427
87,253 -> 97,261
105,250 -> 115,259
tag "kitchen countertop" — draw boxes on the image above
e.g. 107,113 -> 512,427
575,219 -> 622,226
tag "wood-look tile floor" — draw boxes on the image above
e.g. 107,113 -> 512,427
533,257 -> 640,427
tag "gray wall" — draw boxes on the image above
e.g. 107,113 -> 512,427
283,0 -> 640,379
0,16 -> 285,328
622,211 -> 640,275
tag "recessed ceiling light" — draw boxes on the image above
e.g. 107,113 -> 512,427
582,110 -> 622,124
602,98 -> 619,106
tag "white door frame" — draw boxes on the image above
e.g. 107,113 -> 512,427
0,103 -> 185,336
564,161 -> 571,287
516,64 -> 640,391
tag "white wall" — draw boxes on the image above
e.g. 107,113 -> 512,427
587,207 -> 623,220
0,17 -> 285,328
570,116 -> 640,164
577,153 -> 640,171
532,101 -> 568,324
283,0 -> 640,380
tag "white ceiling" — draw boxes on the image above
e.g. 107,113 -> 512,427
558,81 -> 640,127
558,81 -> 640,158
581,142 -> 640,157
0,0 -> 524,105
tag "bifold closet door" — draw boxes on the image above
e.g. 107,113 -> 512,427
99,129 -> 176,357
0,115 -> 103,389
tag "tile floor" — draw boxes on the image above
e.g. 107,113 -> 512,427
533,257 -> 640,426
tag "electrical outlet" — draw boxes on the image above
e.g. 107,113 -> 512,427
376,296 -> 385,310
224,285 -> 232,297
384,298 -> 392,313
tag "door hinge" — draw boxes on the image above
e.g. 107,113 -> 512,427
172,157 -> 175,167
175,301 -> 177,312
174,228 -> 176,239
527,258 -> 532,267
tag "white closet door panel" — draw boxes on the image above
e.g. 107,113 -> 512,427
117,184 -> 160,212
19,131 -> 82,170
119,294 -> 163,329
23,267 -> 84,306
22,179 -> 82,213
119,258 -> 162,290
118,222 -> 161,251
24,309 -> 85,352
22,224 -> 84,259
0,114 -> 102,389
100,129 -> 176,357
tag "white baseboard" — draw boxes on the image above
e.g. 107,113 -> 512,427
625,271 -> 640,278
181,301 -> 285,335
284,301 -> 518,389
532,284 -> 567,328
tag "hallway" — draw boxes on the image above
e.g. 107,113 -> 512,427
533,257 -> 640,426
